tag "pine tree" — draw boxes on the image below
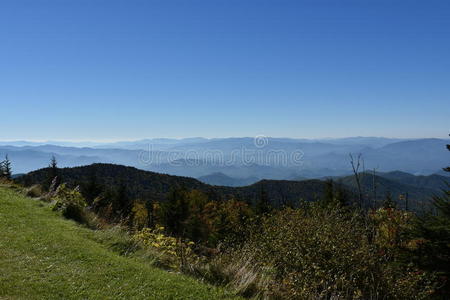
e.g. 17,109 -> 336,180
382,191 -> 396,209
412,136 -> 450,294
50,155 -> 57,169
334,181 -> 348,207
82,170 -> 103,205
114,182 -> 130,216
161,187 -> 190,236
2,155 -> 12,180
0,159 -> 4,179
45,155 -> 60,191
145,197 -> 154,228
322,179 -> 334,205
255,184 -> 272,215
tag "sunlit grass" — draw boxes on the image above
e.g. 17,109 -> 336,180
0,186 -> 239,299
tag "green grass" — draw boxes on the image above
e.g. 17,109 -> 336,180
0,186 -> 240,299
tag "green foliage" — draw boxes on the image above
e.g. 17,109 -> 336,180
219,204 -> 438,299
94,226 -> 140,256
0,186 -> 239,299
133,226 -> 197,271
92,183 -> 132,222
156,188 -> 253,246
407,138 -> 450,296
320,179 -> 348,208
0,154 -> 12,180
15,163 -> 328,213
159,187 -> 190,236
81,169 -> 103,205
51,183 -> 87,223
254,185 -> 272,215
25,184 -> 44,198
383,191 -> 396,209
11,159 -> 450,298
131,200 -> 149,230
410,186 -> 450,295
202,198 -> 254,246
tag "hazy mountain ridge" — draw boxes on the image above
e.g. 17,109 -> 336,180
332,172 -> 447,211
2,137 -> 448,178
378,171 -> 448,191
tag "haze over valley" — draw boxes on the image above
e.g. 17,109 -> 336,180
2,137 -> 448,183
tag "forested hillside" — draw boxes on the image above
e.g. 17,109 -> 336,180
17,163 -> 441,212
336,173 -> 439,211
16,163 -> 329,207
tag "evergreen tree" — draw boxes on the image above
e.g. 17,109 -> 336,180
321,179 -> 335,207
45,155 -> 60,191
382,191 -> 396,209
334,182 -> 348,207
320,179 -> 348,208
1,155 -> 12,180
255,184 -> 272,215
145,197 -> 154,228
160,187 -> 190,236
411,136 -> 450,295
50,155 -> 57,169
113,182 -> 130,216
82,170 -> 103,205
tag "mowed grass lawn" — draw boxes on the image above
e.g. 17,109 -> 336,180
0,186 -> 239,299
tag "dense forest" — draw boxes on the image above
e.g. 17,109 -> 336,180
16,163 -> 330,208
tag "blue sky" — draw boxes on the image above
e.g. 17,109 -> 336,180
1,0 -> 449,141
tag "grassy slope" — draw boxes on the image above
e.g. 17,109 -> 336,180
0,186 -> 238,299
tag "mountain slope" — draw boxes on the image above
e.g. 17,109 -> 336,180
336,173 -> 438,210
227,179 -> 327,206
379,171 -> 448,191
0,186 -> 238,299
198,172 -> 259,187
16,163 -> 442,211
16,163 -> 329,207
16,163 -> 207,202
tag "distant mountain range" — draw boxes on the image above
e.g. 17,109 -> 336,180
1,137 -> 448,180
0,136 -> 406,149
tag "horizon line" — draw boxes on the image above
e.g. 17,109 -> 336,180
0,136 -> 448,144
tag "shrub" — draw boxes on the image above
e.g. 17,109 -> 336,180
51,184 -> 87,223
133,226 -> 197,271
219,204 -> 438,299
408,187 -> 450,296
131,201 -> 149,230
25,184 -> 43,198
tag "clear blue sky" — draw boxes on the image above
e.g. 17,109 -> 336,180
1,0 -> 449,141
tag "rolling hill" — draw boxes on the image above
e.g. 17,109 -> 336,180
379,171 -> 448,191
16,163 -> 329,207
15,163 -> 446,211
335,173 -> 442,211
